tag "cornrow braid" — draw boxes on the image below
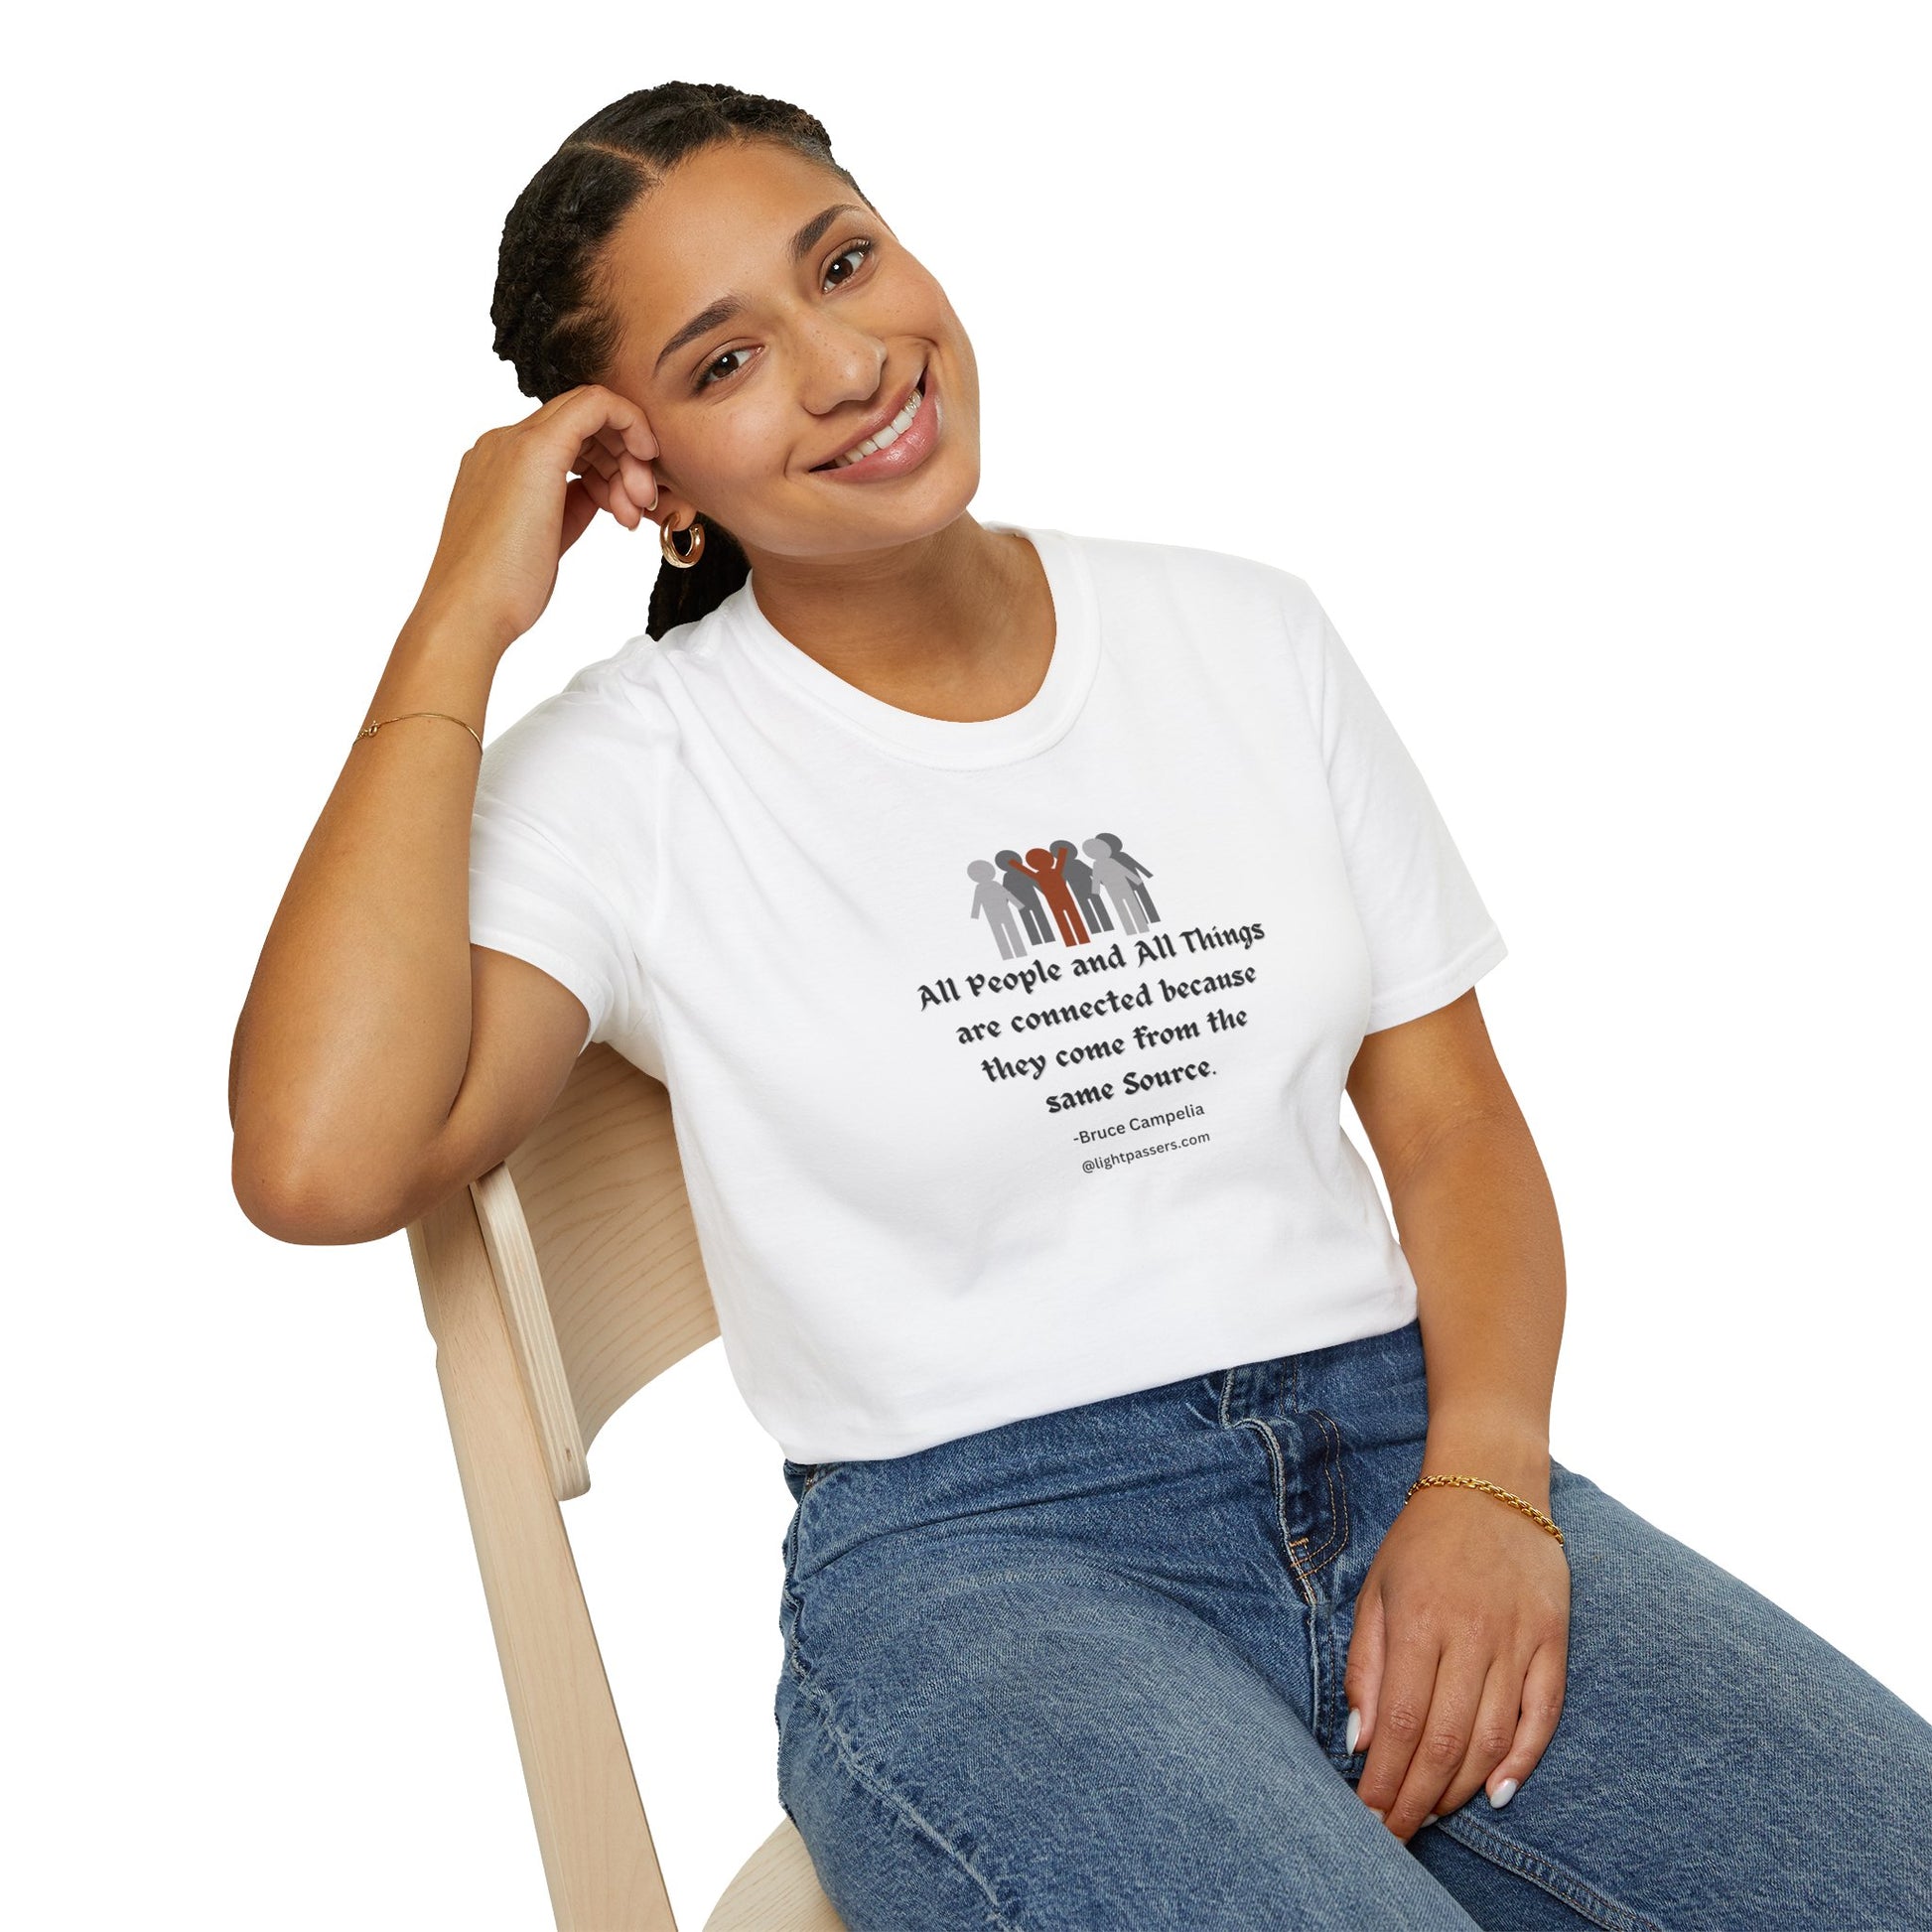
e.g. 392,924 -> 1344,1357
490,81 -> 871,639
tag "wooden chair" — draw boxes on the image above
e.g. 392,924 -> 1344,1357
404,1040 -> 847,1931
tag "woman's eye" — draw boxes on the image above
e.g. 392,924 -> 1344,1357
823,238 -> 875,291
695,241 -> 876,389
697,345 -> 753,389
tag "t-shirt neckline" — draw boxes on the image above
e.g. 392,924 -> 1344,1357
719,522 -> 1100,769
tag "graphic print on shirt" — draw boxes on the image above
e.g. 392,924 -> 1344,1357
928,827 -> 1272,1176
968,831 -> 1158,954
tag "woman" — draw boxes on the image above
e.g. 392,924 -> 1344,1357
229,82 -> 1932,1929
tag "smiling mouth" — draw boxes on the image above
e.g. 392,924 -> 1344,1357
810,370 -> 929,472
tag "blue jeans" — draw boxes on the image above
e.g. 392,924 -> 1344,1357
773,1315 -> 1932,1928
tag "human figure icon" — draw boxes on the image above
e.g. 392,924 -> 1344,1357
967,859 -> 1030,959
1094,831 -> 1160,923
1083,837 -> 1150,935
1056,836 -> 1114,936
994,849 -> 1056,945
1010,844 -> 1092,947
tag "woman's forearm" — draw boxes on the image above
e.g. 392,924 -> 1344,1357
229,608 -> 500,1241
1381,1111 -> 1566,1513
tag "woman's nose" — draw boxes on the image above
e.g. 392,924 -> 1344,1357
794,332 -> 891,417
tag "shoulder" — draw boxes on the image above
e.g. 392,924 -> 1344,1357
472,637 -> 676,864
1053,529 -> 1334,706
1056,527 -> 1323,629
483,604 -> 723,781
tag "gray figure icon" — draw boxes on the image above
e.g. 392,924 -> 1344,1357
1056,838 -> 1115,936
1083,837 -> 1151,936
1093,832 -> 1159,922
994,849 -> 1056,945
968,859 -> 1030,959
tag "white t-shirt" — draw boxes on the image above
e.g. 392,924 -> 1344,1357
468,523 -> 1507,1462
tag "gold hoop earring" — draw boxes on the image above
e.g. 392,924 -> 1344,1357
659,515 -> 705,569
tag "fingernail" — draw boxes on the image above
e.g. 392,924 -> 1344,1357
1487,1778 -> 1519,1809
1423,1813 -> 1440,1826
1368,1807 -> 1386,1823
1345,1707 -> 1361,1754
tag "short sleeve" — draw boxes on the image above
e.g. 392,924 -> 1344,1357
468,694 -> 635,1055
1292,582 -> 1509,1034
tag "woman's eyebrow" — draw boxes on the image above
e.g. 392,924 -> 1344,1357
652,203 -> 871,375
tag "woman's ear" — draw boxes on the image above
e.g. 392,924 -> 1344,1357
647,487 -> 699,533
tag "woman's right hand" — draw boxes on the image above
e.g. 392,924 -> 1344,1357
410,383 -> 661,657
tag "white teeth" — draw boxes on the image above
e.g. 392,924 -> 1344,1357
832,376 -> 924,467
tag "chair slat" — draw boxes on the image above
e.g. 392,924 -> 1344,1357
503,1046 -> 720,1466
410,1042 -> 846,1927
410,1186 -> 677,1929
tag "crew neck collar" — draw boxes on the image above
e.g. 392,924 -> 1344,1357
719,522 -> 1100,770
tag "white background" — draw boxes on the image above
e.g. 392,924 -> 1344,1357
8,4 -> 1928,1925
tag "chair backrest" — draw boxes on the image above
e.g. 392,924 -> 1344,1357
405,1043 -> 716,1930
466,1041 -> 720,1498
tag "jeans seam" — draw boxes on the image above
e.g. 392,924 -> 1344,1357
789,1663 -> 1027,1931
1435,1813 -> 1669,1932
780,1503 -> 809,1682
1236,1418 -> 1317,1584
1297,1408 -> 1350,1754
1294,1407 -> 1351,1578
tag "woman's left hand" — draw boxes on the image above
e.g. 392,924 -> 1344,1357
1343,1482 -> 1572,1840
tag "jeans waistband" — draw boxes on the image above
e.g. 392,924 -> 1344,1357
783,1314 -> 1428,1509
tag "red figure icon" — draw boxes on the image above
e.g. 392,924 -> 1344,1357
1011,843 -> 1092,947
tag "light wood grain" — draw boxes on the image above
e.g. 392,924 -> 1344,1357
704,1818 -> 848,1931
407,1043 -> 847,1929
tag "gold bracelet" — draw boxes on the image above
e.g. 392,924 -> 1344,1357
1406,1473 -> 1565,1547
355,711 -> 483,753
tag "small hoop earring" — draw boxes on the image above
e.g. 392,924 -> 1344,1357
659,515 -> 705,569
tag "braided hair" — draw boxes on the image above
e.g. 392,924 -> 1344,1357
490,82 -> 872,639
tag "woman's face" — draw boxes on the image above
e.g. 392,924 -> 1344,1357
595,139 -> 981,564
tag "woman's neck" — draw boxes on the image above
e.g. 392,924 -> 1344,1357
740,518 -> 1055,724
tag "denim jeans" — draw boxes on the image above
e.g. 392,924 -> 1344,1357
772,1315 -> 1932,1928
